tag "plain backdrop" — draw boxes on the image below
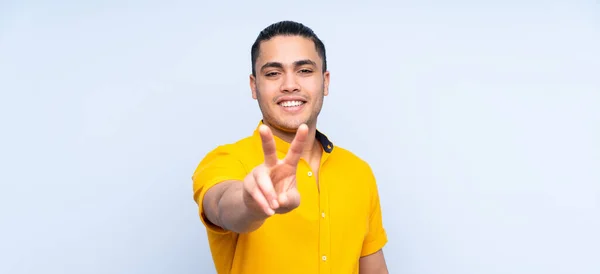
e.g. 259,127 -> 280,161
1,1 -> 599,273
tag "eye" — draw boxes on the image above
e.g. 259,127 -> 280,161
299,69 -> 313,74
265,71 -> 280,77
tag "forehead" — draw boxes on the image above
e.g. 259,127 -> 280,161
257,35 -> 321,67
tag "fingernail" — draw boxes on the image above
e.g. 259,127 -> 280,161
271,199 -> 279,209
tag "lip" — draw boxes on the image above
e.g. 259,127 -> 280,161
276,95 -> 307,104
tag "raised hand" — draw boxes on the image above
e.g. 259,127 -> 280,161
242,124 -> 309,217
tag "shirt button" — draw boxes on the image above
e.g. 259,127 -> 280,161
321,212 -> 326,218
307,171 -> 313,177
322,255 -> 327,261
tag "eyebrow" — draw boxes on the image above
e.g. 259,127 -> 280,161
260,59 -> 317,72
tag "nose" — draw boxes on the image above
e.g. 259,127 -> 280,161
280,73 -> 300,93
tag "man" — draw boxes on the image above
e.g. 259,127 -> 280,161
192,20 -> 389,274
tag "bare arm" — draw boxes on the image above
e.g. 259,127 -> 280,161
202,180 -> 269,233
359,250 -> 389,274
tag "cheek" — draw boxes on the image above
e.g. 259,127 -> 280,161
256,86 -> 277,103
300,79 -> 324,96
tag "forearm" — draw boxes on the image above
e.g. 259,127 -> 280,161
204,181 -> 268,233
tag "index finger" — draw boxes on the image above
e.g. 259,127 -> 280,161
283,124 -> 308,166
259,125 -> 278,167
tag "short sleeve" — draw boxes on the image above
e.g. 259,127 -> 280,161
360,165 -> 388,257
192,145 -> 248,234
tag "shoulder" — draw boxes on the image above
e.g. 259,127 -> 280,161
193,134 -> 257,176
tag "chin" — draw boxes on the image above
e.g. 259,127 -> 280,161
270,118 -> 310,132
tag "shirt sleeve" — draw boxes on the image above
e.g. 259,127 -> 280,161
360,164 -> 388,257
192,145 -> 248,234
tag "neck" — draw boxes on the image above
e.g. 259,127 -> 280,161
264,120 -> 321,163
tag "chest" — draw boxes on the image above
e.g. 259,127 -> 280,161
255,163 -> 372,268
294,161 -> 372,229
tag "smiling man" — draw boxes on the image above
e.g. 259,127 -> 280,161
192,21 -> 389,274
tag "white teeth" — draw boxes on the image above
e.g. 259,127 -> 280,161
280,100 -> 304,107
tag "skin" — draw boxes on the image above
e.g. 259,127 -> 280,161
202,34 -> 388,274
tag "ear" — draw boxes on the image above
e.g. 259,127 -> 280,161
323,71 -> 330,96
250,74 -> 257,99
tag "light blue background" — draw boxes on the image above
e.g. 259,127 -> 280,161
1,1 -> 598,273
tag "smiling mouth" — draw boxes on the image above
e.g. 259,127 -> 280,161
278,100 -> 306,107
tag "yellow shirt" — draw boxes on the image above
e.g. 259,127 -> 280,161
192,122 -> 387,274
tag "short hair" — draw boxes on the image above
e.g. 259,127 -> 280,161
250,20 -> 327,76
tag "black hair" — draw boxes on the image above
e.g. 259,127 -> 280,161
250,20 -> 327,76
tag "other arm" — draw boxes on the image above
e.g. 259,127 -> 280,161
359,249 -> 388,274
